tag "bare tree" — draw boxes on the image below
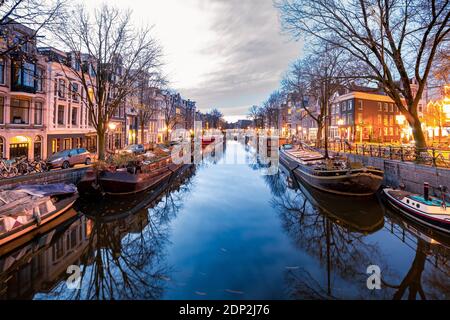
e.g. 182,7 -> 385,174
262,90 -> 285,129
276,0 -> 450,149
132,72 -> 167,145
53,4 -> 162,159
160,90 -> 183,143
282,47 -> 348,151
205,108 -> 224,129
0,0 -> 65,56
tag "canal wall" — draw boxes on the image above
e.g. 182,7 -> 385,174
0,166 -> 91,190
336,152 -> 450,195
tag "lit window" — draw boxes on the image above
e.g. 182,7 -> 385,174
10,99 -> 30,124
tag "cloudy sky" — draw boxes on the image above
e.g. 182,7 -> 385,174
84,0 -> 302,122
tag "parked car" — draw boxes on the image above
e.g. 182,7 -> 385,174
120,144 -> 145,155
46,148 -> 93,169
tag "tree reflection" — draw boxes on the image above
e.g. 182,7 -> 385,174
0,165 -> 196,300
382,210 -> 450,300
270,164 -> 450,299
55,166 -> 196,300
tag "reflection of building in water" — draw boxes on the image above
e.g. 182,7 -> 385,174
0,215 -> 92,299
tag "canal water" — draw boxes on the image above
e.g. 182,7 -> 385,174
1,141 -> 449,299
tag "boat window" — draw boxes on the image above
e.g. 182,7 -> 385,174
416,204 -> 420,208
406,199 -> 409,204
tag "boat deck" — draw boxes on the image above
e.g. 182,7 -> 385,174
387,189 -> 450,207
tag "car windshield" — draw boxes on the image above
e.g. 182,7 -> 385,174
125,145 -> 136,150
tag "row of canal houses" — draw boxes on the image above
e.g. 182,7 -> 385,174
278,82 -> 434,144
0,21 -> 196,161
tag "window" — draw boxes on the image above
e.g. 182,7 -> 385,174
389,115 -> 393,126
358,100 -> 363,110
0,59 -> 4,84
384,103 -> 388,112
36,68 -> 43,91
51,139 -> 59,153
34,102 -> 43,125
390,103 -> 394,112
0,97 -> 3,124
384,115 -> 388,126
71,83 -> 79,102
377,114 -> 382,125
72,107 -> 78,125
58,79 -> 66,99
10,98 -> 30,124
357,113 -> 363,123
12,61 -> 36,90
389,127 -> 394,136
57,105 -> 65,125
0,136 -> 4,158
342,102 -> 347,111
378,102 -> 382,111
348,100 -> 353,110
63,138 -> 71,150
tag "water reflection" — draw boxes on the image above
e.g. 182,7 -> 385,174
0,141 -> 449,300
270,162 -> 450,299
0,165 -> 196,300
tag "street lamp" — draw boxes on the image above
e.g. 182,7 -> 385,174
108,122 -> 117,153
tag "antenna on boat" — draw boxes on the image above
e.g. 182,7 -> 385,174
424,182 -> 430,202
439,185 -> 448,209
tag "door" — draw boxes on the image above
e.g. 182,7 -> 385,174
10,143 -> 28,159
34,142 -> 42,160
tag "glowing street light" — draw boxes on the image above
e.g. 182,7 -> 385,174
108,122 -> 117,131
395,115 -> 406,125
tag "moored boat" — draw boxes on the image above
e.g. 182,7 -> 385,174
77,155 -> 185,196
383,184 -> 450,234
280,144 -> 384,196
280,164 -> 384,233
0,183 -> 78,247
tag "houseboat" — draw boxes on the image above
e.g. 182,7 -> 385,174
77,155 -> 186,196
280,144 -> 384,196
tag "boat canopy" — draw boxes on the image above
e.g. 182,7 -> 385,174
409,195 -> 450,207
12,183 -> 77,197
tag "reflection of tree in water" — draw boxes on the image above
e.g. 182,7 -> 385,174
272,191 -> 385,299
381,213 -> 450,299
49,167 -> 196,300
270,167 -> 450,299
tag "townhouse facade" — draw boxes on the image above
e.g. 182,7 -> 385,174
288,84 -> 429,144
0,22 -> 47,160
38,47 -> 99,157
0,21 -> 196,159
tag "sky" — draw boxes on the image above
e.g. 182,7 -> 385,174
82,0 -> 303,122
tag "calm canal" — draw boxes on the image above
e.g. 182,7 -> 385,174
1,140 -> 449,299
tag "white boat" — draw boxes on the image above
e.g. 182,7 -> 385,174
0,183 -> 78,247
383,186 -> 450,234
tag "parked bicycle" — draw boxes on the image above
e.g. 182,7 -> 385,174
0,158 -> 19,178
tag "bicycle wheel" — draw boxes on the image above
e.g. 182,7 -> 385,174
1,167 -> 18,178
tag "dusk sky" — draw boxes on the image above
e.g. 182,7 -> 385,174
83,0 -> 303,122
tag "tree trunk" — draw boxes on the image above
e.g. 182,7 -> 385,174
410,115 -> 427,150
97,131 -> 106,161
140,122 -> 145,145
316,121 -> 323,148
